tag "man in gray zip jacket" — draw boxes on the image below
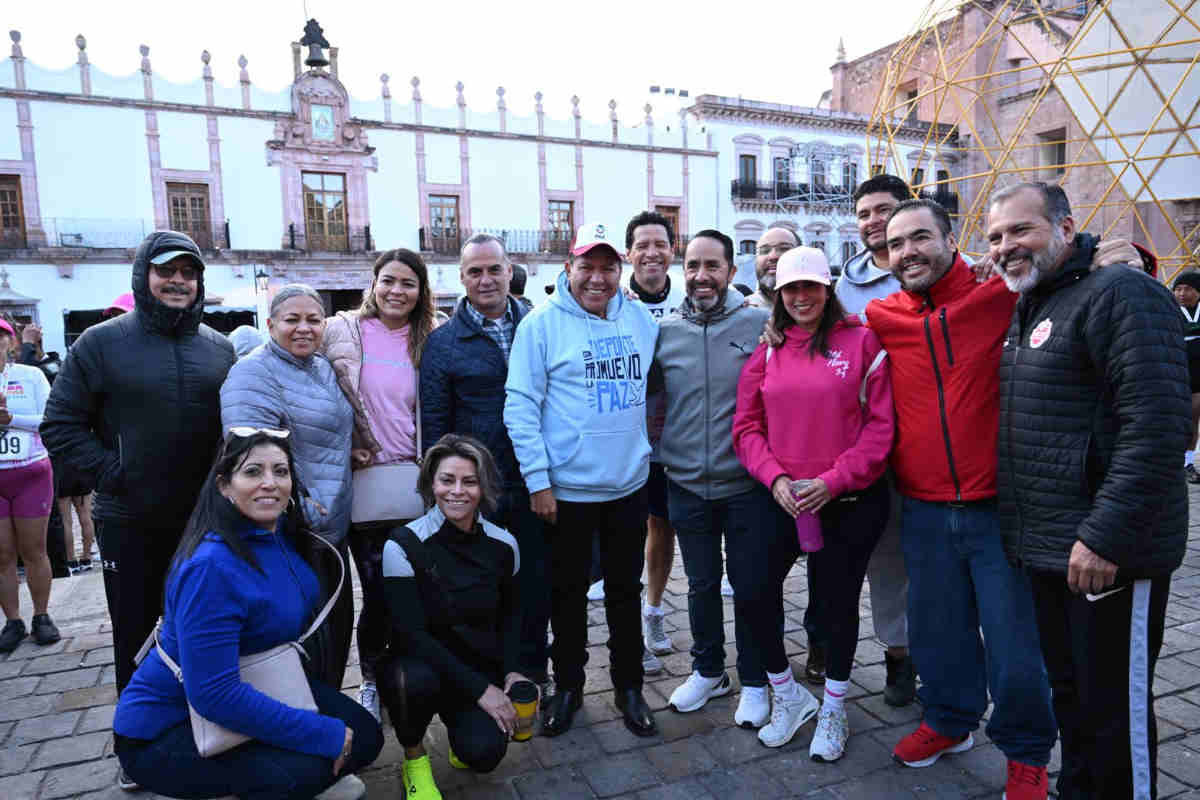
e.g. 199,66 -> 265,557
647,229 -> 776,726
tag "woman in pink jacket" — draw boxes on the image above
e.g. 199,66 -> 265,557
733,246 -> 894,761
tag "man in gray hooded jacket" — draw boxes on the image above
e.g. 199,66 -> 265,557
648,229 -> 777,725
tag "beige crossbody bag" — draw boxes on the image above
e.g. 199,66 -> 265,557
134,531 -> 344,757
350,399 -> 425,523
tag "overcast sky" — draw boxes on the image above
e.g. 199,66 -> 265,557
8,0 -> 931,121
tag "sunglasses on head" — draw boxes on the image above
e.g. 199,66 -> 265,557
152,263 -> 200,281
227,427 -> 291,440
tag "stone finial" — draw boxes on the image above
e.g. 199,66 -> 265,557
534,91 -> 545,136
496,87 -> 507,132
201,50 -> 212,76
411,76 -> 421,101
291,41 -> 302,78
836,37 -> 846,64
381,74 -> 392,122
76,34 -> 90,94
496,86 -> 506,109
140,45 -> 153,100
380,73 -> 391,99
609,99 -> 617,120
455,81 -> 466,106
238,55 -> 251,110
644,103 -> 653,123
535,91 -> 543,111
329,46 -> 339,78
571,95 -> 580,116
9,30 -> 21,59
455,81 -> 466,129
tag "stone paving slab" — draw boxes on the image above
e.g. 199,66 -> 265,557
7,498 -> 1200,797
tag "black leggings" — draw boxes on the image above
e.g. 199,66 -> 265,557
807,479 -> 890,682
377,653 -> 507,773
347,522 -> 399,682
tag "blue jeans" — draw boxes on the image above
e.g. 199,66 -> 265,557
669,481 -> 797,687
900,496 -> 1056,766
116,676 -> 383,800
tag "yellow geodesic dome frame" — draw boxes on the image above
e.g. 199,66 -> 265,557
865,0 -> 1199,280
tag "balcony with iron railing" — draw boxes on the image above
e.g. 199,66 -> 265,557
731,180 -> 855,209
0,218 -> 233,250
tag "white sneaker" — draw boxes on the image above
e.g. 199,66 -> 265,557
315,773 -> 366,800
721,575 -> 734,597
358,681 -> 380,723
809,705 -> 849,762
669,671 -> 732,713
587,580 -> 606,601
757,687 -> 820,748
643,609 -> 673,655
643,646 -> 664,675
117,769 -> 139,791
735,685 -> 770,728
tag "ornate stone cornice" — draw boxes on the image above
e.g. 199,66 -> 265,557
0,87 -> 718,159
688,94 -> 956,143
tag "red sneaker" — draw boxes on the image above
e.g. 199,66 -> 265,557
892,721 -> 974,767
1003,760 -> 1048,800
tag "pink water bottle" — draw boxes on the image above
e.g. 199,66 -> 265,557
790,480 -> 824,553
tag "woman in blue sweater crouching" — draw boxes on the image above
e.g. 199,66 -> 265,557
111,429 -> 382,798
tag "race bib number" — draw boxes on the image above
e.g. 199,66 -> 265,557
0,430 -> 31,461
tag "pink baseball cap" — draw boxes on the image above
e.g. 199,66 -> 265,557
775,247 -> 832,288
0,319 -> 13,338
570,222 -> 623,260
104,292 -> 135,317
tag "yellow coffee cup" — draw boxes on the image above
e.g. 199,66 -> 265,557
507,680 -> 539,741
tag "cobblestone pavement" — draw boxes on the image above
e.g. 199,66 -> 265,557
9,495 -> 1200,800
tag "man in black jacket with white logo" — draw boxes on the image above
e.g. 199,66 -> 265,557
41,231 -> 235,695
991,183 -> 1189,800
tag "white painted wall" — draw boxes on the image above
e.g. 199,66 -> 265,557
580,147 -> 648,228
367,128 -> 420,249
219,117 -> 283,250
654,153 -> 684,197
468,139 -> 540,230
544,143 -> 576,192
157,111 -> 210,171
423,133 -> 461,185
31,101 -> 155,228
0,99 -> 21,161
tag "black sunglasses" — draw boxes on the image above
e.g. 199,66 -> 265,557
152,263 -> 200,281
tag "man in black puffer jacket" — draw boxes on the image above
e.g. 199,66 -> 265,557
992,183 -> 1189,800
41,231 -> 235,694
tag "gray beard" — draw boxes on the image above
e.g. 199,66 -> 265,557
1001,266 -> 1042,294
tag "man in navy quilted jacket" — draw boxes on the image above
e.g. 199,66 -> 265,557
419,233 -> 548,685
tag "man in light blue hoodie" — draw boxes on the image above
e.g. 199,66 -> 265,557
504,221 -> 661,740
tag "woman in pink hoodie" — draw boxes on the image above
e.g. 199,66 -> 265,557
733,247 -> 894,761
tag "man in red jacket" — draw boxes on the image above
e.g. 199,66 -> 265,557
865,198 -> 1056,800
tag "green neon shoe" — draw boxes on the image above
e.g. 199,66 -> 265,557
401,754 -> 442,799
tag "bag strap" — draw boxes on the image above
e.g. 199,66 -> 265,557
149,530 -> 345,682
415,392 -> 423,464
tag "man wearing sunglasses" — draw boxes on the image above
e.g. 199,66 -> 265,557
42,231 -> 236,709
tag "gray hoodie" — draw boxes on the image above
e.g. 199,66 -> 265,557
835,247 -> 901,314
651,289 -> 768,500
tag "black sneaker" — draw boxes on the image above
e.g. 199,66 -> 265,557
31,614 -> 60,646
66,560 -> 80,576
805,643 -> 827,685
884,651 -> 917,707
1187,464 -> 1200,485
0,618 -> 26,654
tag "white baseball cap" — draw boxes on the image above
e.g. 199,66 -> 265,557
571,222 -> 623,260
775,247 -> 832,288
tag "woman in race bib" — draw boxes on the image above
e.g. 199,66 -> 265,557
0,318 -> 59,654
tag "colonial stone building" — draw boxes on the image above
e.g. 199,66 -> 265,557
0,20 -> 934,350
826,0 -> 1199,276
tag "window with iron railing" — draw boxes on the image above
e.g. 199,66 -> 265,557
429,194 -> 461,255
546,200 -> 574,254
0,176 -> 26,248
303,172 -> 349,252
739,154 -> 757,186
167,182 -> 213,249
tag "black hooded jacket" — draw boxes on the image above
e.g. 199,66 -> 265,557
997,233 -> 1190,579
40,231 -> 236,525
